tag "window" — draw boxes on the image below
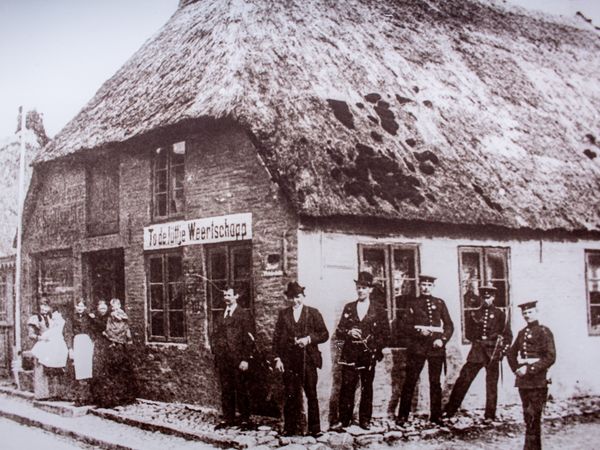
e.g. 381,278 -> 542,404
207,244 -> 253,332
358,243 -> 419,346
153,142 -> 185,219
35,252 -> 74,312
458,247 -> 510,343
87,159 -> 119,236
585,250 -> 600,335
147,252 -> 185,342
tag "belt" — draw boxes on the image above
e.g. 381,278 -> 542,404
517,356 -> 540,365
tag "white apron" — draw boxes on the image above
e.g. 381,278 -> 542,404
73,333 -> 94,380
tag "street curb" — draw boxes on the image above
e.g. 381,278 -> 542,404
91,408 -> 236,449
0,408 -> 133,450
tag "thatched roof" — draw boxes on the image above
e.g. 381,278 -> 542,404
37,0 -> 600,232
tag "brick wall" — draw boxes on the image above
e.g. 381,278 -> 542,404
20,122 -> 299,408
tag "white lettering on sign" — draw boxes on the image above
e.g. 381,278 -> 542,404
143,213 -> 252,250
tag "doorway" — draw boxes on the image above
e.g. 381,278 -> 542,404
83,249 -> 125,307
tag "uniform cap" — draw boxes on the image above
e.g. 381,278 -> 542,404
479,285 -> 497,296
518,300 -> 538,310
418,274 -> 437,282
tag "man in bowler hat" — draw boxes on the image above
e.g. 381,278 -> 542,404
397,274 -> 454,425
443,285 -> 512,421
272,281 -> 329,436
212,287 -> 255,430
507,301 -> 555,450
333,271 -> 390,430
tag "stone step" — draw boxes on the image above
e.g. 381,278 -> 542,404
32,399 -> 91,417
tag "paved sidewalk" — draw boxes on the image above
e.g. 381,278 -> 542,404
0,392 -> 218,450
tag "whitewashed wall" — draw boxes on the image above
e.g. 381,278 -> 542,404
297,229 -> 600,422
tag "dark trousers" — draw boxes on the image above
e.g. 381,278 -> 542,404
398,354 -> 444,422
444,360 -> 500,419
283,365 -> 320,434
519,387 -> 547,450
217,358 -> 250,424
338,365 -> 376,426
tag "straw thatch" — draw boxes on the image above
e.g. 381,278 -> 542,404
37,0 -> 600,232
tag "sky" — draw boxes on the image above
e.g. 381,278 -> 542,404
0,0 -> 598,140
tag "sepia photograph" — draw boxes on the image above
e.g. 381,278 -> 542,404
0,1 -> 599,449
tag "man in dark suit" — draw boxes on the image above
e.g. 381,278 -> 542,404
397,274 -> 454,425
212,287 -> 255,430
272,281 -> 329,437
443,285 -> 512,421
507,301 -> 556,450
333,271 -> 390,430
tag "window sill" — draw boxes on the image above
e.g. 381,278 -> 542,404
146,341 -> 188,350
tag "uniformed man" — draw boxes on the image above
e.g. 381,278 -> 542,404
507,301 -> 556,450
272,281 -> 329,437
212,287 -> 255,430
397,274 -> 454,425
443,285 -> 512,421
333,271 -> 390,430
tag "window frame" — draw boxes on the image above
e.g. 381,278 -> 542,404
358,242 -> 420,347
152,142 -> 185,221
457,246 -> 511,344
206,242 -> 254,336
585,250 -> 600,336
146,250 -> 186,343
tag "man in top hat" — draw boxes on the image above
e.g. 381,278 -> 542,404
443,284 -> 512,421
272,281 -> 329,437
397,274 -> 454,425
212,287 -> 255,430
507,301 -> 555,450
333,271 -> 390,430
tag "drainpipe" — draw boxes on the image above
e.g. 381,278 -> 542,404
12,107 -> 27,389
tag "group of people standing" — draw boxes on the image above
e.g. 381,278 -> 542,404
213,272 -> 556,450
26,295 -> 136,408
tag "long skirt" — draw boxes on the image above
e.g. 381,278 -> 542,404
73,334 -> 94,380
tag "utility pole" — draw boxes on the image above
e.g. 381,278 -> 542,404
12,106 -> 27,389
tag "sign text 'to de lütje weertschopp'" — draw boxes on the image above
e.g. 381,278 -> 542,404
143,213 -> 252,250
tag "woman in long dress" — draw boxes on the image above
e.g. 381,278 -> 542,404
70,300 -> 95,405
90,299 -> 110,406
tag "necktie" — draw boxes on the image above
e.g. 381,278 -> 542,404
224,308 -> 231,318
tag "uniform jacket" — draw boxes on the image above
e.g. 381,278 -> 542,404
466,305 -> 512,364
334,300 -> 390,369
405,295 -> 453,356
272,305 -> 329,371
212,306 -> 255,366
507,321 -> 556,388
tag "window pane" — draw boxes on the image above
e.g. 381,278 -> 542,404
169,283 -> 184,310
150,257 -> 163,283
486,250 -> 506,280
156,148 -> 167,169
233,280 -> 252,309
492,281 -> 508,307
155,169 -> 167,193
591,306 -> 600,327
209,250 -> 227,280
155,193 -> 167,217
460,251 -> 481,308
232,247 -> 252,280
151,312 -> 165,337
173,164 -> 184,189
588,254 -> 600,280
167,256 -> 182,282
590,289 -> 600,305
362,248 -> 386,280
392,248 -> 416,297
150,284 -> 164,310
169,312 -> 185,338
210,281 -> 228,310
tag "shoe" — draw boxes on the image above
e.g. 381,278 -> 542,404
430,416 -> 442,425
329,422 -> 346,432
395,416 -> 407,427
214,421 -> 232,430
309,430 -> 323,438
239,421 -> 253,431
359,421 -> 370,430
